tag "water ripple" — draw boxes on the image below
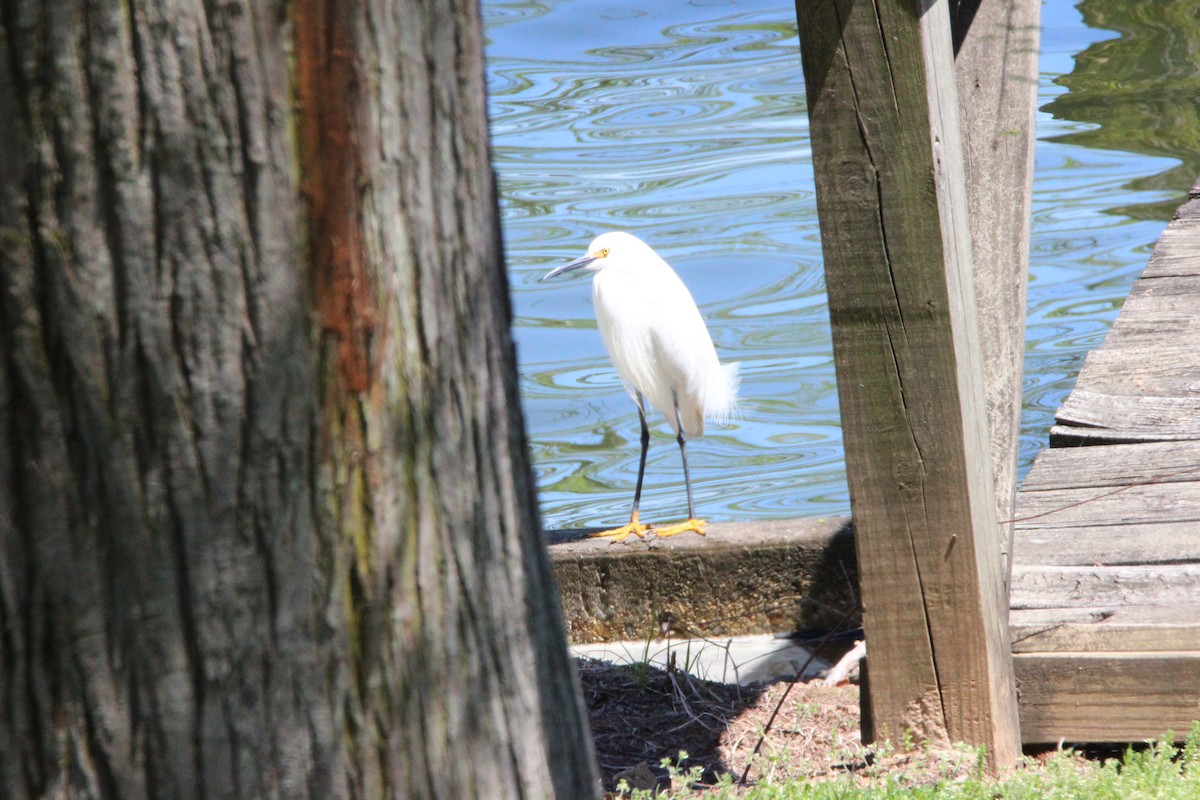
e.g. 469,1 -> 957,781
488,0 -> 1186,529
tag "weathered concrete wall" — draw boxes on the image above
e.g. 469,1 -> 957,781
549,518 -> 858,644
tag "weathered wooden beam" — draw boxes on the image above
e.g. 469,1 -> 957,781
1007,182 -> 1200,745
1015,482 -> 1200,530
1015,653 -> 1200,743
951,0 -> 1040,582
1013,564 -> 1200,609
796,0 -> 1020,764
1020,439 -> 1200,492
1051,196 -> 1200,445
1012,522 -> 1200,566
1011,605 -> 1200,654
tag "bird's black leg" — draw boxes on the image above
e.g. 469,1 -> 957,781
588,393 -> 652,542
631,392 -> 650,520
653,391 -> 706,538
672,391 -> 697,521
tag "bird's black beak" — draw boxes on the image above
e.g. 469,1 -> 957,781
541,254 -> 597,281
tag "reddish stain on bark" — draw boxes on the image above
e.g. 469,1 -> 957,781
294,0 -> 375,394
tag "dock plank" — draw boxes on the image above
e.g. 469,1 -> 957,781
1142,196 -> 1200,279
1012,522 -> 1200,566
1011,564 -> 1200,609
1012,605 -> 1200,653
1020,441 -> 1200,491
1080,291 -> 1200,354
1051,192 -> 1200,444
1071,347 -> 1200,399
1012,481 -> 1200,529
1016,653 -> 1200,743
1010,181 -> 1200,743
1051,400 -> 1200,443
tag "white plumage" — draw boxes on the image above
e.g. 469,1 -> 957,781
543,231 -> 738,541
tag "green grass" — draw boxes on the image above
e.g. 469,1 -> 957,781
614,723 -> 1200,799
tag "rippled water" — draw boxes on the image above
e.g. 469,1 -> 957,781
485,1 -> 1190,531
1024,2 -> 1192,469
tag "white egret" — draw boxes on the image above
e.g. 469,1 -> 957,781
542,231 -> 738,542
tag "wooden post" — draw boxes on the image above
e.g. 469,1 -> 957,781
796,0 -> 1021,765
951,0 -> 1041,589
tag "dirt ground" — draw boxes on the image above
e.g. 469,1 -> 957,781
577,657 -> 1033,795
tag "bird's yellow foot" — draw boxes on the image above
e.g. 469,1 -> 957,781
652,518 -> 707,538
589,519 -> 650,543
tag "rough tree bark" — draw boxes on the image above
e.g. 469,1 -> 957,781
0,0 -> 598,798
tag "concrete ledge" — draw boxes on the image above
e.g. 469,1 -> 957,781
548,516 -> 858,644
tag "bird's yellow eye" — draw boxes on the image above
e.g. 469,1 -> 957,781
599,248 -> 610,257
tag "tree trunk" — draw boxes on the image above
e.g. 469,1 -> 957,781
0,0 -> 598,797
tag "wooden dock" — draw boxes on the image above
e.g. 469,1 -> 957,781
548,4 -> 1197,752
1009,178 -> 1200,743
549,180 -> 1200,745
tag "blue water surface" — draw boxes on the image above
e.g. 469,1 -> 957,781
484,0 -> 1183,531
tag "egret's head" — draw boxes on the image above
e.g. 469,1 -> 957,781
541,231 -> 649,280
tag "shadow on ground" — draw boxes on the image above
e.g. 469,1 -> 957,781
578,657 -> 765,791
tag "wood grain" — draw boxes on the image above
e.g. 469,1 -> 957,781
1010,182 -> 1200,743
1051,198 -> 1200,444
1020,440 -> 1200,491
1012,605 -> 1200,653
798,0 -> 1019,763
1016,653 -> 1200,743
952,0 -> 1041,584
